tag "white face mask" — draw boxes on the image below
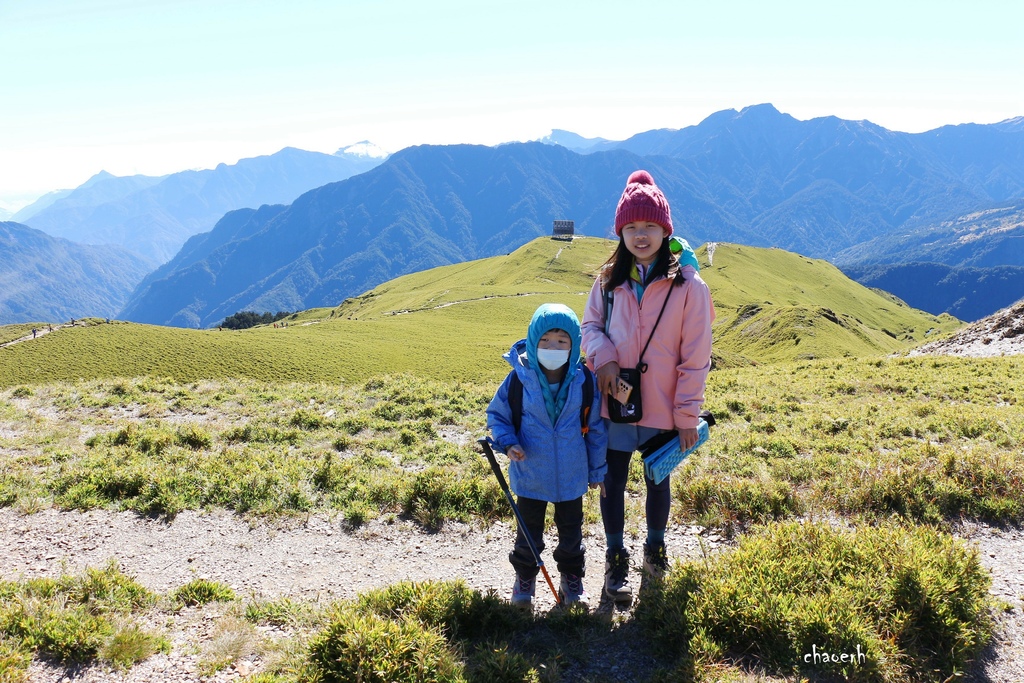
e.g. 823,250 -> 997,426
536,348 -> 570,370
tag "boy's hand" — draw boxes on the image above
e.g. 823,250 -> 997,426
507,445 -> 526,461
596,362 -> 621,395
589,481 -> 607,497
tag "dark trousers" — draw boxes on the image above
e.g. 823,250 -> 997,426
600,448 -> 671,537
509,496 -> 585,579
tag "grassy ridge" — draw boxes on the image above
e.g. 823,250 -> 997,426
700,243 -> 961,361
0,238 -> 961,388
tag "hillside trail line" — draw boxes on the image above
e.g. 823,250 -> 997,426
0,323 -> 65,348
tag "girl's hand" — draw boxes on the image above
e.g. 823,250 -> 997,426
589,481 -> 607,497
596,361 -> 621,396
678,428 -> 699,451
507,445 -> 526,462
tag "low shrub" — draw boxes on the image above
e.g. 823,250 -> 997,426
307,610 -> 464,683
675,475 -> 802,529
636,521 -> 993,682
100,625 -> 169,670
0,564 -> 158,667
244,597 -> 312,627
175,424 -> 212,450
0,635 -> 31,682
173,579 -> 236,607
355,580 -> 530,643
221,424 -> 300,445
403,466 -> 504,530
289,409 -> 325,431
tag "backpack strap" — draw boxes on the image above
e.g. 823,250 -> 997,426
603,286 -> 613,334
579,365 -> 594,436
507,366 -> 595,437
507,370 -> 524,434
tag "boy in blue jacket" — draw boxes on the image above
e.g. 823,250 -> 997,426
487,303 -> 607,608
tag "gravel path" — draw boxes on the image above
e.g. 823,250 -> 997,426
2,508 -> 1021,682
1,508 -> 722,682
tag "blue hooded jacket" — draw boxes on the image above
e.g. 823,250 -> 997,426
486,304 -> 608,502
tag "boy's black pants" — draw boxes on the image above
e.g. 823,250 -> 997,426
509,495 -> 585,579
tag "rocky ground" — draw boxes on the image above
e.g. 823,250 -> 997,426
911,301 -> 1024,358
1,508 -> 1022,683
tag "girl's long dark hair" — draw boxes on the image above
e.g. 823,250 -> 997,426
599,237 -> 683,292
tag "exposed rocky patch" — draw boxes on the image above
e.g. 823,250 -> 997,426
911,300 -> 1024,358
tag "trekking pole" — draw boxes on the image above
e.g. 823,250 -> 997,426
478,437 -> 561,606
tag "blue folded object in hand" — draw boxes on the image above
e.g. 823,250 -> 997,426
640,419 -> 710,485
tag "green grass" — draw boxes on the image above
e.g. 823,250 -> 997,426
700,244 -> 961,363
0,374 -> 505,524
679,355 -> 1024,529
173,579 -> 237,607
0,562 -> 162,672
636,521 -> 993,682
2,356 -> 1021,529
0,324 -> 44,346
0,238 -> 961,387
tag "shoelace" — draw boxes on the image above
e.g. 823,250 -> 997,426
516,577 -> 533,593
609,555 -> 629,582
565,575 -> 582,593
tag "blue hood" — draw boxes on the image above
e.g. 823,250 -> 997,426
522,303 -> 582,426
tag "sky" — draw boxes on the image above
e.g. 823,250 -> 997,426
2,0 -> 1022,212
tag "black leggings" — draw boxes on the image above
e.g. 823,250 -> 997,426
600,448 -> 671,536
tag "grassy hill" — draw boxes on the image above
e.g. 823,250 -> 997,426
0,238 -> 961,388
700,243 -> 961,362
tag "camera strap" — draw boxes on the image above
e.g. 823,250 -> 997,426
636,283 -> 672,373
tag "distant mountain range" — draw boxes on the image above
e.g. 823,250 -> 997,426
119,144 -> 698,327
840,262 -> 1024,323
0,222 -> 151,323
835,202 -> 1024,320
119,104 -> 1024,327
836,202 -> 1024,268
6,104 -> 1024,328
16,145 -> 386,266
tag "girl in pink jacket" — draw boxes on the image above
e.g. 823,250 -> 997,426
581,170 -> 714,604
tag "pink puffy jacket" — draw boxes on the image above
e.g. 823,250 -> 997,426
581,265 -> 714,430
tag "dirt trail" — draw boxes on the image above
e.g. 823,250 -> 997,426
0,324 -> 62,348
1,509 -> 1021,682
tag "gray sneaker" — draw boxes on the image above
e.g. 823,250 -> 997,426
604,548 -> 632,604
558,573 -> 589,607
643,541 -> 669,580
511,574 -> 535,609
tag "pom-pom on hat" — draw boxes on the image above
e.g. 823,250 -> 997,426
614,170 -> 673,236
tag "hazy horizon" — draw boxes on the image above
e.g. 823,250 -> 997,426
2,0 -> 1022,210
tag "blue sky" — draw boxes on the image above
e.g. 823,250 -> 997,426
1,0 -> 1022,210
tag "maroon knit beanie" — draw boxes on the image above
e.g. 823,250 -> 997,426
614,170 -> 673,236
